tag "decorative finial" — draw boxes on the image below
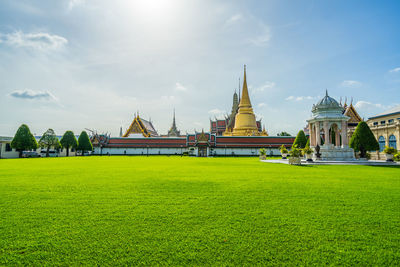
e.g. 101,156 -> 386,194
340,96 -> 342,105
351,97 -> 353,105
325,89 -> 328,97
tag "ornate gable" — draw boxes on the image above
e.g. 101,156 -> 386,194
123,115 -> 158,137
344,104 -> 362,124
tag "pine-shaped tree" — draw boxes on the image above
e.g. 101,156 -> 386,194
60,131 -> 78,157
11,124 -> 38,157
77,131 -> 93,155
349,121 -> 379,158
292,130 -> 307,148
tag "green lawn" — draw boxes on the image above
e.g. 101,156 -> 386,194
0,156 -> 399,265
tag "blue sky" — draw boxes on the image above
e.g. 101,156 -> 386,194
1,0 -> 399,136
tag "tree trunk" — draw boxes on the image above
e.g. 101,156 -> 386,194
46,147 -> 50,157
19,150 -> 22,158
359,145 -> 366,158
66,146 -> 69,157
82,150 -> 85,156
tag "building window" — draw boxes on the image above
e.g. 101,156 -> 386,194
388,119 -> 394,124
373,122 -> 378,126
5,143 -> 12,152
378,136 -> 385,152
380,121 -> 386,125
389,135 -> 397,149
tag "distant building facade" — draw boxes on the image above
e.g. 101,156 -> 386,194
367,106 -> 400,159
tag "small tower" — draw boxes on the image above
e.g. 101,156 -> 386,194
167,109 -> 181,137
119,127 -> 123,137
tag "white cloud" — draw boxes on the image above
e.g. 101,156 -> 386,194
208,108 -> 226,118
252,81 -> 275,92
175,82 -> 187,92
285,95 -> 316,101
247,25 -> 271,46
224,14 -> 243,28
68,0 -> 85,11
9,89 -> 58,102
257,103 -> 266,108
354,101 -> 385,110
0,31 -> 68,51
389,67 -> 400,73
341,80 -> 362,88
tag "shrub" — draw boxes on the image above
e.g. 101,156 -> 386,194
280,145 -> 288,154
349,121 -> 379,158
259,148 -> 267,156
383,146 -> 397,155
303,146 -> 313,155
292,130 -> 307,149
394,153 -> 400,161
289,145 -> 302,158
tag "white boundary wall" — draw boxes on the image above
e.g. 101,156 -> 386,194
94,146 -> 281,156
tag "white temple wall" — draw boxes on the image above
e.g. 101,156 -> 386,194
210,147 -> 280,156
94,146 -> 282,156
95,147 -> 186,156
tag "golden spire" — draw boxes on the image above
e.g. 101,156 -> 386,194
223,65 -> 266,136
239,65 -> 252,108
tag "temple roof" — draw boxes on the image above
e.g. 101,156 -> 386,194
310,91 -> 347,120
315,90 -> 341,108
123,114 -> 158,137
343,103 -> 362,123
369,105 -> 400,119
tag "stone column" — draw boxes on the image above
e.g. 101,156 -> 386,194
341,120 -> 347,147
309,123 -> 315,146
323,121 -> 330,145
335,127 -> 340,147
315,122 -> 320,146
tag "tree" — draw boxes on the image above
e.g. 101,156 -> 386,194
292,130 -> 307,148
60,131 -> 78,157
11,124 -> 38,157
305,137 -> 310,148
39,129 -> 61,157
77,131 -> 93,155
277,131 -> 291,136
349,121 -> 379,158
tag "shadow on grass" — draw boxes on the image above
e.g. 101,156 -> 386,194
367,165 -> 400,169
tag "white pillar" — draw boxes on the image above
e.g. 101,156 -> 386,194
335,127 -> 340,147
309,123 -> 314,146
341,121 -> 347,147
315,122 -> 320,146
323,121 -> 330,145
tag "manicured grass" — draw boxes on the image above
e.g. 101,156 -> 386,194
0,156 -> 399,265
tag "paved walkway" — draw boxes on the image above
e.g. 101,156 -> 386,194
261,159 -> 400,166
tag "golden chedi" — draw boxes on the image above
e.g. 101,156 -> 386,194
224,65 -> 267,136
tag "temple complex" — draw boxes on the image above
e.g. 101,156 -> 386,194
90,65 -> 293,157
307,91 -> 355,161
